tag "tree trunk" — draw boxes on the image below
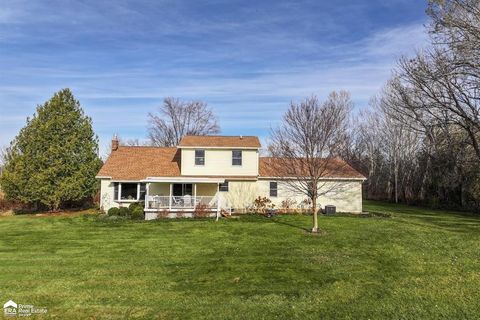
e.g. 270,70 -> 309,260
311,197 -> 318,233
420,154 -> 431,202
466,126 -> 480,162
394,155 -> 398,203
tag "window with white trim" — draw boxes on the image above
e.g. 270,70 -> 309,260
195,149 -> 205,165
270,182 -> 278,197
114,182 -> 146,201
232,150 -> 242,166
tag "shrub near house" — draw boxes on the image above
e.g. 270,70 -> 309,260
106,202 -> 144,220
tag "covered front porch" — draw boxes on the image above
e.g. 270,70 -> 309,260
142,177 -> 224,213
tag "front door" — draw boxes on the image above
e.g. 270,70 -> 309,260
172,184 -> 193,197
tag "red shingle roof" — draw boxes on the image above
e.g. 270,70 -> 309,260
97,146 -> 181,180
97,146 -> 364,181
178,135 -> 261,148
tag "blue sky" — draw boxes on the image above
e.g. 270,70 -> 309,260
0,0 -> 428,155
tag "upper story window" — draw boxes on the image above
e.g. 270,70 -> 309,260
269,182 -> 278,197
219,181 -> 229,192
232,150 -> 242,166
195,149 -> 205,165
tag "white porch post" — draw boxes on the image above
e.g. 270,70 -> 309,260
144,183 -> 150,210
137,183 -> 140,201
169,183 -> 173,210
118,183 -> 122,202
194,183 -> 197,206
216,183 -> 220,221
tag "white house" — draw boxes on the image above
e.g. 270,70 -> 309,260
96,135 -> 365,219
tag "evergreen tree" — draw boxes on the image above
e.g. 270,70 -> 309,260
0,89 -> 102,210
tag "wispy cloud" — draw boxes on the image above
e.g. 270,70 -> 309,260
0,0 -> 428,150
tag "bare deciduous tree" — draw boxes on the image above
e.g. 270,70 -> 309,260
148,97 -> 220,146
428,0 -> 480,70
122,138 -> 149,146
340,1 -> 480,211
393,50 -> 480,160
269,92 -> 352,232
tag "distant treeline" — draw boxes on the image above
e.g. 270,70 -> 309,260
343,0 -> 480,211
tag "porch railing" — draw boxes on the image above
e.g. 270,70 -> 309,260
145,196 -> 218,210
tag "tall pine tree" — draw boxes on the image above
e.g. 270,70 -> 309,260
0,89 -> 101,210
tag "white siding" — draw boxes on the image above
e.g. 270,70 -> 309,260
99,180 -> 138,211
219,181 -> 258,210
100,179 -> 118,211
180,148 -> 259,176
256,179 -> 363,213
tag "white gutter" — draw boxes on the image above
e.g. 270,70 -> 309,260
177,146 -> 260,150
258,176 -> 366,181
142,177 -> 226,183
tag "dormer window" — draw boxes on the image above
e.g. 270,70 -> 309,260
232,150 -> 242,166
195,149 -> 205,165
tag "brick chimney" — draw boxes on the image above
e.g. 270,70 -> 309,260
111,134 -> 119,151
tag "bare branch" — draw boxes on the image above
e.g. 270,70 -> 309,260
148,97 -> 220,146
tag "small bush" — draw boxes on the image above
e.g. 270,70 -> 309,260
107,207 -> 119,216
117,207 -> 131,217
128,202 -> 143,212
131,206 -> 144,220
252,196 -> 274,214
281,198 -> 296,210
193,203 -> 211,218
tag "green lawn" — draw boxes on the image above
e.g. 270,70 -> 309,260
0,201 -> 479,319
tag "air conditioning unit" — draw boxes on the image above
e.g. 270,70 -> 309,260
324,205 -> 336,215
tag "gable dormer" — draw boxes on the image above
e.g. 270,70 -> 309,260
178,135 -> 261,177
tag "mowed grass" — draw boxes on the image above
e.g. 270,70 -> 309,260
0,201 -> 479,319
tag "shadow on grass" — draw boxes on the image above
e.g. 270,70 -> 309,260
398,214 -> 480,234
364,200 -> 480,219
269,216 -> 311,233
